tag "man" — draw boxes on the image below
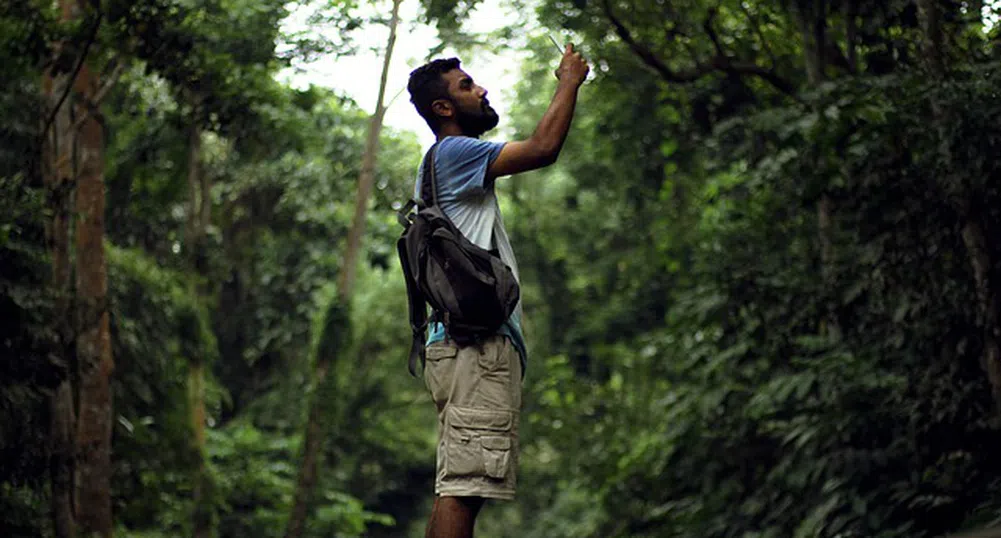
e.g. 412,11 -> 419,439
406,45 -> 588,538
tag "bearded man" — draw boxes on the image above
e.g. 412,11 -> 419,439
406,45 -> 589,538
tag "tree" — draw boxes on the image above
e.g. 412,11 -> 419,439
917,0 -> 1001,415
6,0 -> 1001,536
285,1 -> 403,536
41,0 -> 117,535
458,1 -> 1001,536
103,0 -> 296,532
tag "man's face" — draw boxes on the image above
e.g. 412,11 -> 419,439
440,68 -> 498,137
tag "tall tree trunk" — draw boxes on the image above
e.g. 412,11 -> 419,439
844,0 -> 858,73
189,358 -> 211,538
918,0 -> 946,78
50,384 -> 78,538
796,1 -> 827,84
185,118 -> 214,538
962,215 -> 1001,413
284,1 -> 402,536
336,0 -> 401,298
795,1 -> 839,339
918,0 -> 1001,414
43,0 -> 113,535
284,386 -> 327,538
43,39 -> 79,538
72,53 -> 115,538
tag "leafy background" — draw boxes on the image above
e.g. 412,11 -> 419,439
3,0 -> 1001,536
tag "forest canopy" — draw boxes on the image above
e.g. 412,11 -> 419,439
3,0 -> 1001,537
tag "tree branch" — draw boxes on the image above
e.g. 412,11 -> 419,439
42,14 -> 102,136
70,61 -> 125,132
600,0 -> 799,99
713,58 -> 800,98
704,7 -> 727,57
740,2 -> 777,68
704,5 -> 800,97
90,60 -> 124,107
600,0 -> 713,83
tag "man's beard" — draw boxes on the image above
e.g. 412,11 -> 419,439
455,101 -> 499,137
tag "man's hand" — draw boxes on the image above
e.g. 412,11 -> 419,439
555,44 -> 589,87
486,44 -> 588,181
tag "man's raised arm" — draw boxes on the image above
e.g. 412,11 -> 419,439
486,44 -> 590,180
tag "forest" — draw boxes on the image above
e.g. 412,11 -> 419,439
3,0 -> 1001,536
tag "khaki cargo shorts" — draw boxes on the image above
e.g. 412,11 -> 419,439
423,335 -> 523,500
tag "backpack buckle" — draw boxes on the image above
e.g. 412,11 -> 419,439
397,199 -> 417,228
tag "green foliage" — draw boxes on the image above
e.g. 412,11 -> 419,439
0,175 -> 57,538
0,6 -> 58,536
107,244 -> 221,534
417,0 -> 496,51
486,2 -> 1001,537
209,419 -> 299,537
306,265 -> 436,537
5,0 -> 1001,536
0,1 -> 51,180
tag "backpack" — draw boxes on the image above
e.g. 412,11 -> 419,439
396,143 -> 521,376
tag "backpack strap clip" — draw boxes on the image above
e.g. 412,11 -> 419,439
397,199 -> 417,229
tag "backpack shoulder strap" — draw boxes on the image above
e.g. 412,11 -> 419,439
397,142 -> 440,377
419,143 -> 440,209
397,234 -> 428,377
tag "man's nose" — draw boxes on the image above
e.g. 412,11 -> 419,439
477,86 -> 488,99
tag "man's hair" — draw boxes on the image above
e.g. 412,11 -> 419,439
407,58 -> 461,133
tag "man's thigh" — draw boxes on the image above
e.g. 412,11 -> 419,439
424,335 -> 522,500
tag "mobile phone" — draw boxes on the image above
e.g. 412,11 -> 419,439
548,34 -> 565,55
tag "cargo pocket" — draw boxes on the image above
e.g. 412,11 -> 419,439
476,341 -> 503,372
444,406 -> 513,481
480,436 -> 511,479
424,343 -> 458,412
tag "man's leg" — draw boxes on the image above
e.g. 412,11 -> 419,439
425,496 -> 484,538
423,336 -> 521,536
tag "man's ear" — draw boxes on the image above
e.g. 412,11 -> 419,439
431,99 -> 454,120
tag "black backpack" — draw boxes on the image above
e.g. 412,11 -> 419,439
396,143 -> 520,376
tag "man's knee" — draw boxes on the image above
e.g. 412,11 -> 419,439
426,495 -> 485,538
440,495 -> 485,515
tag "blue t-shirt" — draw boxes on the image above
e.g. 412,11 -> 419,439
415,136 -> 528,367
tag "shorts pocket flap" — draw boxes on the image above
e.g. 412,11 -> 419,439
448,406 -> 512,431
426,344 -> 458,361
480,436 -> 511,451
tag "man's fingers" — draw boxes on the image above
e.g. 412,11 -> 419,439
554,42 -> 588,81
